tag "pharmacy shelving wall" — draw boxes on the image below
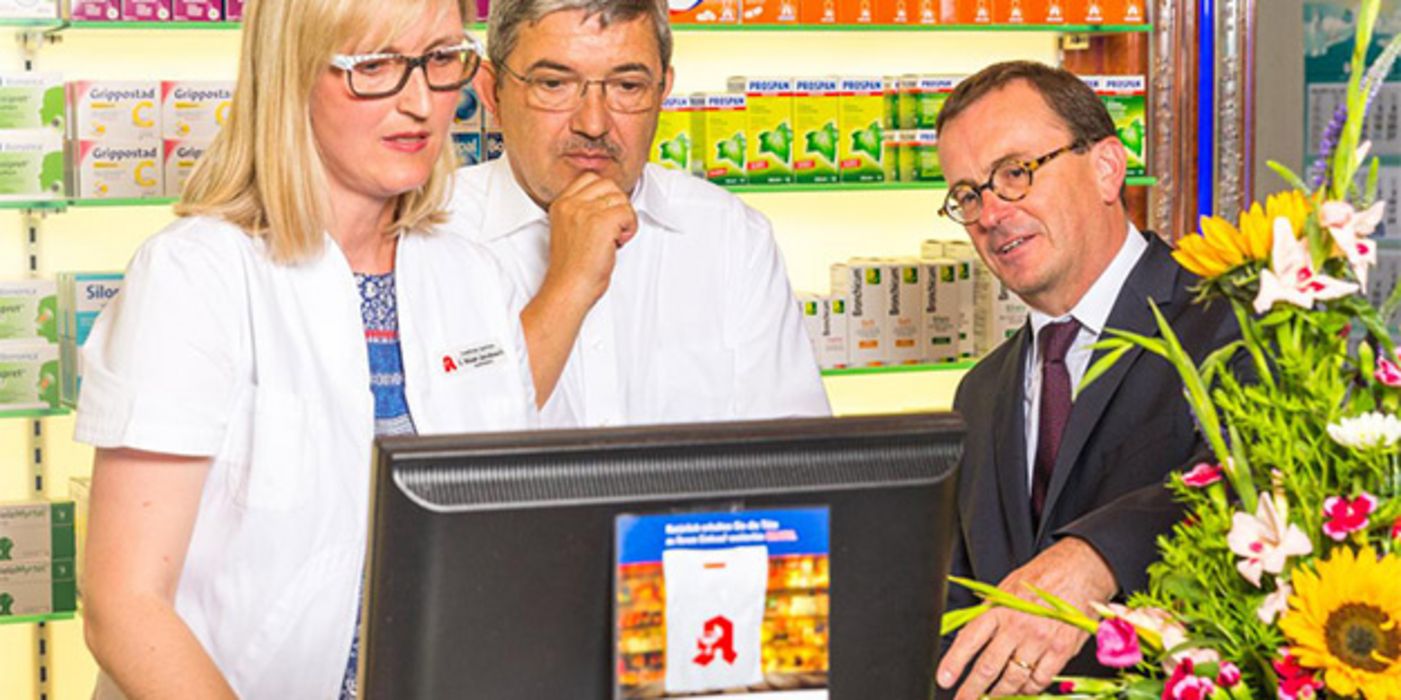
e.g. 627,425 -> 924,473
0,19 -> 1150,700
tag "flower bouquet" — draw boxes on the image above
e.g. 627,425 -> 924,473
940,2 -> 1401,697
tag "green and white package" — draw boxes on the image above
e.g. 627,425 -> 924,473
0,342 -> 59,410
838,77 -> 885,183
0,501 -> 74,563
0,559 -> 76,616
692,93 -> 747,186
651,95 -> 697,173
906,130 -> 941,181
57,271 -> 124,345
0,129 -> 64,200
0,73 -> 64,131
0,280 -> 56,344
1084,75 -> 1147,177
897,75 -> 961,130
793,78 -> 840,184
728,77 -> 794,185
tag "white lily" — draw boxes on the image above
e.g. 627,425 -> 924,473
1257,581 -> 1292,624
1226,493 -> 1313,587
1253,217 -> 1359,314
1319,199 -> 1385,290
1326,411 -> 1401,450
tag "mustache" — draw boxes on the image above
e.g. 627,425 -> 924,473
558,135 -> 622,159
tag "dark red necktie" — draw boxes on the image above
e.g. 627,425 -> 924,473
1032,319 -> 1080,524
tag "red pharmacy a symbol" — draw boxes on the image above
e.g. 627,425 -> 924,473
692,615 -> 737,666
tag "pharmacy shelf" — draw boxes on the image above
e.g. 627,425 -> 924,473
0,177 -> 1158,210
0,19 -> 1151,34
821,360 -> 975,376
0,611 -> 76,626
733,175 -> 1157,193
0,407 -> 71,419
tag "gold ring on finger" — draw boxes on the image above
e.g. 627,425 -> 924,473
1010,657 -> 1034,672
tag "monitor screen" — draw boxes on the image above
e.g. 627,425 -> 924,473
360,412 -> 962,699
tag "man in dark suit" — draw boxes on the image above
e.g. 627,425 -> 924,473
932,62 -> 1237,699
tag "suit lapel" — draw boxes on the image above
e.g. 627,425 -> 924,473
987,323 -> 1037,561
1035,235 -> 1183,542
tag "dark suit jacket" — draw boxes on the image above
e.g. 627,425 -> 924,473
942,230 -> 1238,676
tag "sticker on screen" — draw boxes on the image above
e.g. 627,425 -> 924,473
614,507 -> 830,699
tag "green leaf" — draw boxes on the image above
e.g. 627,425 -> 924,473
1079,343 -> 1133,394
939,604 -> 990,636
1266,160 -> 1311,193
1365,156 -> 1381,207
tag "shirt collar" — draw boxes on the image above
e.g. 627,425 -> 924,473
479,159 -> 685,239
1028,221 -> 1148,337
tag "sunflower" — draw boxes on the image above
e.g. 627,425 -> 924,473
1280,545 -> 1401,698
1173,189 -> 1313,279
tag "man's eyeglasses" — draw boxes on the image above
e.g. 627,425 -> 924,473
938,140 -> 1089,225
330,37 -> 483,99
495,63 -> 665,114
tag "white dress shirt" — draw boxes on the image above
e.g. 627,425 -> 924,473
445,158 -> 832,427
1023,224 -> 1149,489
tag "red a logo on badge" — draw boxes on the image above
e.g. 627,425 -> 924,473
692,615 -> 737,666
442,355 -> 458,373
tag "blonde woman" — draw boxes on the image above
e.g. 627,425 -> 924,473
76,0 -> 534,697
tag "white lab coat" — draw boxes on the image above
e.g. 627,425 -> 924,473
446,158 -> 831,427
75,215 -> 536,699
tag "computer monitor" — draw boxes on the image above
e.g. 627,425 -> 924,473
360,412 -> 962,699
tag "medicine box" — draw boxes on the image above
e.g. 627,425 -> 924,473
650,95 -> 695,173
0,559 -> 76,616
74,141 -> 163,199
727,77 -> 794,185
741,0 -> 799,23
918,258 -> 961,363
121,0 -> 170,21
0,501 -> 74,564
0,342 -> 58,411
831,259 -> 889,366
69,81 -> 161,142
57,272 -> 123,346
452,132 -> 482,167
453,85 -> 483,134
172,0 -> 222,21
0,280 -> 56,344
668,0 -> 739,24
1084,75 -> 1147,177
0,73 -> 64,131
792,78 -> 840,184
59,335 -> 79,408
691,93 -> 747,185
483,130 -> 504,161
0,129 -> 64,200
838,77 -> 885,183
797,292 -> 849,370
71,0 -> 120,21
888,260 -> 923,364
162,140 -> 209,198
0,0 -> 59,18
226,0 -> 244,19
161,81 -> 233,141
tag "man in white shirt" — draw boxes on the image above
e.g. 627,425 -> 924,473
446,0 -> 830,426
931,62 -> 1238,698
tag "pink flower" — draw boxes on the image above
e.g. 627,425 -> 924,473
1274,651 -> 1324,700
1095,617 -> 1142,668
1095,603 -> 1216,673
1392,516 -> 1401,539
1254,217 -> 1359,314
1321,491 -> 1377,541
1319,199 -> 1385,290
1182,462 -> 1223,487
1217,661 -> 1242,688
1227,493 -> 1314,587
1162,658 -> 1217,700
1376,357 -> 1401,387
1258,581 -> 1292,624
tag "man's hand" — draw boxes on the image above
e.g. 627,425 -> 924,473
520,172 -> 639,406
540,172 -> 639,308
937,537 -> 1118,698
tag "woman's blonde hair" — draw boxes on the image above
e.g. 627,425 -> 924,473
177,0 -> 471,264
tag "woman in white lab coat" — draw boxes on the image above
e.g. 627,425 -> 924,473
75,0 -> 535,697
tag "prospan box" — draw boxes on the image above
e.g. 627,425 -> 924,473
650,95 -> 697,173
728,77 -> 794,185
691,93 -> 747,186
897,75 -> 960,130
1085,75 -> 1147,177
838,77 -> 885,183
68,81 -> 161,142
792,77 -> 840,184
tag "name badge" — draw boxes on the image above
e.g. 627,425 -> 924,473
440,340 -> 506,376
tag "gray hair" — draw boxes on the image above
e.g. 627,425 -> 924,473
487,0 -> 673,71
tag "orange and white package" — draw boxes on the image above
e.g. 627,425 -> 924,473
668,0 -> 740,24
742,0 -> 799,23
995,0 -> 1044,23
883,0 -> 938,24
